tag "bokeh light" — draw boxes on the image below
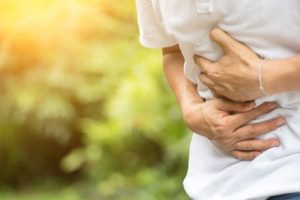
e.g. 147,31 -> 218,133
0,1 -> 190,199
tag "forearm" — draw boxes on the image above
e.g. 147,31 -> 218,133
162,48 -> 204,112
265,55 -> 300,95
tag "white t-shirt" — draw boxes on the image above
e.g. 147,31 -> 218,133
136,0 -> 300,199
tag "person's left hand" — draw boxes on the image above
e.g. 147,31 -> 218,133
194,28 -> 264,102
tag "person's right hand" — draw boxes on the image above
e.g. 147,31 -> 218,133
182,98 -> 285,160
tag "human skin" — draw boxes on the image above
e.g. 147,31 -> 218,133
194,28 -> 300,102
162,45 -> 285,161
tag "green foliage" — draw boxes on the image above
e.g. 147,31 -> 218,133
0,0 -> 191,199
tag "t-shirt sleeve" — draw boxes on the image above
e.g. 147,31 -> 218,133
136,0 -> 177,48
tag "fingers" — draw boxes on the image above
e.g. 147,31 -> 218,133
232,102 -> 279,127
236,116 -> 286,140
194,55 -> 213,73
233,138 -> 280,152
199,73 -> 214,89
217,99 -> 256,113
230,150 -> 261,161
210,28 -> 240,53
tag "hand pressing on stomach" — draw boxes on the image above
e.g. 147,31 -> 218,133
163,44 -> 286,161
194,28 -> 300,102
182,97 -> 285,160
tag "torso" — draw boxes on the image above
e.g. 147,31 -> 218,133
151,0 -> 300,199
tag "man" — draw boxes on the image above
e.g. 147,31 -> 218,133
136,0 -> 300,199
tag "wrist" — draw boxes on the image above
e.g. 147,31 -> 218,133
178,79 -> 204,112
180,94 -> 204,119
181,97 -> 207,135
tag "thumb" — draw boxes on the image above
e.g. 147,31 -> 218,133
218,99 -> 256,113
210,28 -> 240,54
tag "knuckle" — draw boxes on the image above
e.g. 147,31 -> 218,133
247,125 -> 259,135
260,103 -> 275,113
224,138 -> 234,147
209,68 -> 221,79
260,107 -> 271,114
257,142 -> 268,150
210,28 -> 220,40
257,121 -> 276,133
199,76 -> 208,84
238,113 -> 250,123
214,86 -> 225,94
234,133 -> 244,141
243,126 -> 255,136
214,124 -> 228,134
269,119 -> 279,129
234,142 -> 242,150
251,109 -> 263,118
245,142 -> 254,150
222,118 -> 235,129
219,138 -> 229,146
219,56 -> 231,66
237,141 -> 253,151
253,105 -> 267,114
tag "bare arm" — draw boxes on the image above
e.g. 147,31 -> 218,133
162,45 -> 284,160
162,45 -> 204,113
265,55 -> 300,95
194,28 -> 300,102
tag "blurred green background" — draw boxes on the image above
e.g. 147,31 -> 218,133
0,0 -> 190,199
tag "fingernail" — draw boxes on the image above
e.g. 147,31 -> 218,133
254,152 -> 261,158
270,141 -> 280,147
276,118 -> 286,126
